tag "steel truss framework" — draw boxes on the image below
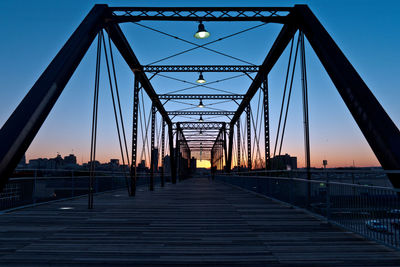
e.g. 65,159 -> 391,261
110,7 -> 292,22
160,94 -> 244,100
176,122 -> 228,130
0,4 -> 400,193
143,65 -> 259,72
168,111 -> 235,116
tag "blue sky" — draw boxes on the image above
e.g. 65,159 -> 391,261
0,0 -> 399,167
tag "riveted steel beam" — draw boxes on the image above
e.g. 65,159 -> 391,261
144,65 -> 259,72
159,94 -> 245,100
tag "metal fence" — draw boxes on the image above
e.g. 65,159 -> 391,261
216,170 -> 400,250
0,169 -> 167,211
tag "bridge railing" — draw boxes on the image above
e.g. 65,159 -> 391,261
0,169 -> 167,211
216,170 -> 400,250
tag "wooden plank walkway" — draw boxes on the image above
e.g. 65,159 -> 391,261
0,177 -> 399,266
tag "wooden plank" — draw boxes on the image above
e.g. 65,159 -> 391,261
0,177 -> 399,266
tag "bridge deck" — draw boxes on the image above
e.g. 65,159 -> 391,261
0,177 -> 399,266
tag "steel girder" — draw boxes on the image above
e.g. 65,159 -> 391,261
130,75 -> 140,196
150,105 -> 156,191
291,5 -> 400,187
168,111 -> 235,116
161,119 -> 165,187
263,78 -> 270,170
246,105 -> 252,170
110,7 -> 292,22
143,65 -> 259,72
159,94 -> 244,100
176,122 -> 229,130
0,5 -> 109,190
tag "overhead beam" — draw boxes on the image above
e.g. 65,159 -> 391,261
110,7 -> 292,22
160,94 -> 244,100
144,65 -> 259,72
106,23 -> 172,126
168,111 -> 235,116
0,4 -> 109,191
176,122 -> 229,130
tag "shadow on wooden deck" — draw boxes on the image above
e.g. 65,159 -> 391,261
0,177 -> 399,266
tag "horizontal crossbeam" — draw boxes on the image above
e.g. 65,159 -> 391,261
143,65 -> 259,72
110,7 -> 292,22
160,94 -> 244,100
168,111 -> 235,116
175,122 -> 228,130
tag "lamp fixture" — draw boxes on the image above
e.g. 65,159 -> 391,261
199,115 -> 203,122
196,72 -> 206,84
198,99 -> 204,108
194,21 -> 210,39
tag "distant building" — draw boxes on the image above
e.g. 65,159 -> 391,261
64,154 -> 77,166
137,160 -> 146,173
270,154 -> 297,170
110,159 -> 120,167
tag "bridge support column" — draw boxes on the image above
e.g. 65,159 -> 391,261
263,77 -> 270,170
161,119 -> 165,187
168,124 -> 176,184
150,105 -> 156,191
130,75 -> 140,196
176,123 -> 181,182
237,119 -> 241,171
223,123 -> 228,171
246,105 -> 252,171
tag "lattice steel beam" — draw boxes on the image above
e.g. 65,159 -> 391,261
160,94 -> 244,100
168,111 -> 235,116
177,122 -> 228,130
144,65 -> 259,72
110,7 -> 292,22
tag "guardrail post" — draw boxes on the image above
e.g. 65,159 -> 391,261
326,179 -> 331,221
33,169 -> 37,204
71,170 -> 75,197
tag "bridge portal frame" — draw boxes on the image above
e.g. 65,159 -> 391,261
0,4 -> 399,191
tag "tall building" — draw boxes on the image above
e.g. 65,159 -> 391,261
64,154 -> 77,165
270,154 -> 297,170
110,159 -> 120,167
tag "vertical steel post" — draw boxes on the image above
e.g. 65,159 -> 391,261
237,119 -> 241,170
161,119 -> 165,187
263,77 -> 271,170
223,123 -> 228,171
294,5 -> 400,188
150,104 -> 156,191
176,123 -> 181,182
168,124 -> 176,184
226,126 -> 234,173
130,75 -> 139,196
246,105 -> 252,170
300,31 -> 311,203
